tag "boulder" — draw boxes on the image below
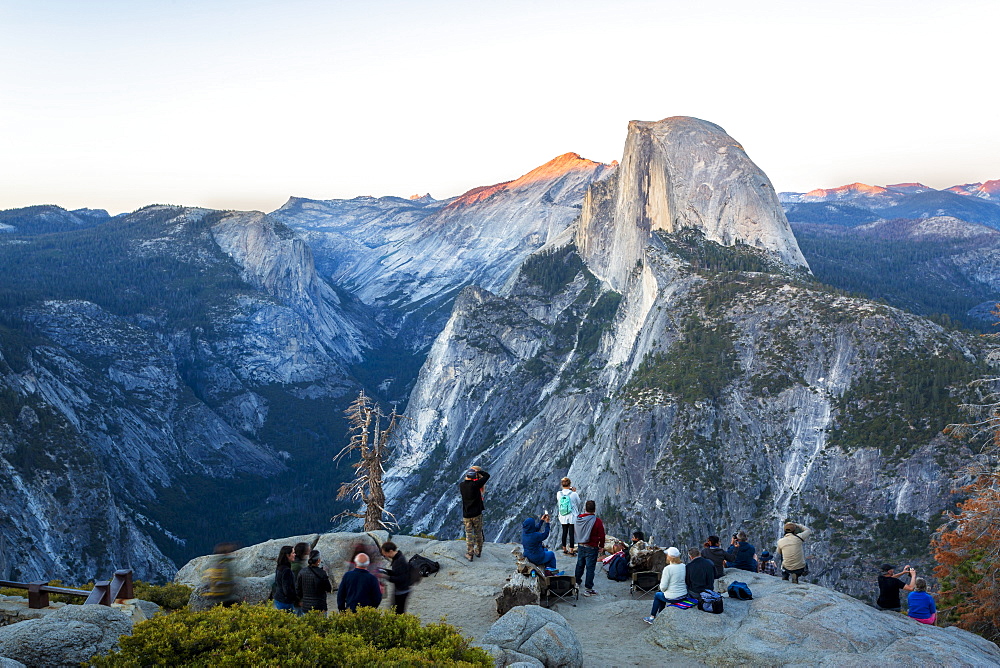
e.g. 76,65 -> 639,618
188,575 -> 275,611
480,605 -> 582,668
174,533 -> 320,586
642,569 -> 1000,666
0,657 -> 27,668
0,604 -> 133,667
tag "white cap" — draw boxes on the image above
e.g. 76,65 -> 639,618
666,546 -> 681,558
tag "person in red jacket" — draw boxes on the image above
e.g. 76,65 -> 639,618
573,500 -> 605,596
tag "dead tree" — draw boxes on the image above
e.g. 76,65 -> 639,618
333,391 -> 405,532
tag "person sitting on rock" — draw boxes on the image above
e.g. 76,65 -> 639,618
685,547 -> 716,598
758,550 -> 778,576
297,550 -> 333,615
521,514 -> 558,573
701,535 -> 727,580
876,563 -> 915,611
643,546 -> 687,624
337,552 -> 381,613
775,522 -> 811,584
726,531 -> 757,572
556,478 -> 582,555
907,578 -> 937,625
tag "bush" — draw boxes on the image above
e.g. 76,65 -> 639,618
86,604 -> 492,667
133,581 -> 192,611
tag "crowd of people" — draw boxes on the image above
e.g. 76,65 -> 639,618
457,469 -> 939,626
201,466 -> 937,626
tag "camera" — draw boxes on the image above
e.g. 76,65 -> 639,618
732,533 -> 739,541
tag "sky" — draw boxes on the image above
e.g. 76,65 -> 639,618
1,0 -> 998,214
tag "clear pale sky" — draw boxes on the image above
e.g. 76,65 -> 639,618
2,0 -> 998,214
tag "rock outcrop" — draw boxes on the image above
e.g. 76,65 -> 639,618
479,606 -> 583,668
0,605 -> 133,668
576,117 -> 807,290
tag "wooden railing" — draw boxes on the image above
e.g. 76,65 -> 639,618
0,569 -> 133,609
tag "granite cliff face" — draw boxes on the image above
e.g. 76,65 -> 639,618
0,206 -> 382,581
577,117 -> 807,290
272,153 -> 615,346
385,118 -> 987,598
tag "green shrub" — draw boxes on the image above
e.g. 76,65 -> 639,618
133,581 -> 192,611
86,604 -> 492,667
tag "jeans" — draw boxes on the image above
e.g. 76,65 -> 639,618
575,545 -> 598,589
274,600 -> 295,612
391,591 -> 409,614
650,591 -> 686,617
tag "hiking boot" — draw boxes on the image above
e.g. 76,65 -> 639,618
583,589 -> 597,597
643,615 -> 655,625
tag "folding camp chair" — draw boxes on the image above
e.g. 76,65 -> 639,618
543,574 -> 579,608
630,571 -> 660,599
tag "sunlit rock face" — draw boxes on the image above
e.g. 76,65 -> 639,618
576,116 -> 808,290
272,153 -> 616,346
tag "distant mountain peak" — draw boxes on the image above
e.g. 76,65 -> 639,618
803,183 -> 889,199
448,152 -> 612,209
409,193 -> 436,202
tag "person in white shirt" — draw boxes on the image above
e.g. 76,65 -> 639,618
556,477 -> 582,555
643,547 -> 687,624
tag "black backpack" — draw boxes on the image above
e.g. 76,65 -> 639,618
409,554 -> 440,579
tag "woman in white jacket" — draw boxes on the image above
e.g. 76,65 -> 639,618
556,477 -> 581,555
644,547 -> 687,624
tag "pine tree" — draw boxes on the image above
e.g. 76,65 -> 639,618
332,391 -> 405,532
933,336 -> 1000,642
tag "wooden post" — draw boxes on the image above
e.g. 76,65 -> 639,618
27,581 -> 49,609
496,570 -> 543,617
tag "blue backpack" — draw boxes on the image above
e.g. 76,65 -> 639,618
727,581 -> 753,600
606,553 -> 630,581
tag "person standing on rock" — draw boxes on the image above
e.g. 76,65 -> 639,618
273,546 -> 297,612
556,478 -> 581,555
521,514 -> 558,572
701,535 -> 727,580
459,465 -> 490,561
574,500 -> 606,597
876,564 -> 915,611
726,531 -> 758,573
338,553 -> 383,613
775,522 -> 811,584
378,541 -> 412,614
685,547 -> 716,598
643,546 -> 687,624
203,542 -> 240,607
297,550 -> 333,615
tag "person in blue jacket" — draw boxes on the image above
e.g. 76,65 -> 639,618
726,531 -> 758,572
521,514 -> 558,571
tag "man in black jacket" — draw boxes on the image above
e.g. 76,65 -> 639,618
379,541 -> 412,613
685,547 -> 716,597
459,465 -> 490,561
296,550 -> 333,614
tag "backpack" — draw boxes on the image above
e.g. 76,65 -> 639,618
558,491 -> 573,517
409,554 -> 440,578
727,581 -> 753,600
606,553 -> 630,582
698,590 -> 724,614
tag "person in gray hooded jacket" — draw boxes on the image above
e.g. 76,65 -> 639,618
573,500 -> 606,596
